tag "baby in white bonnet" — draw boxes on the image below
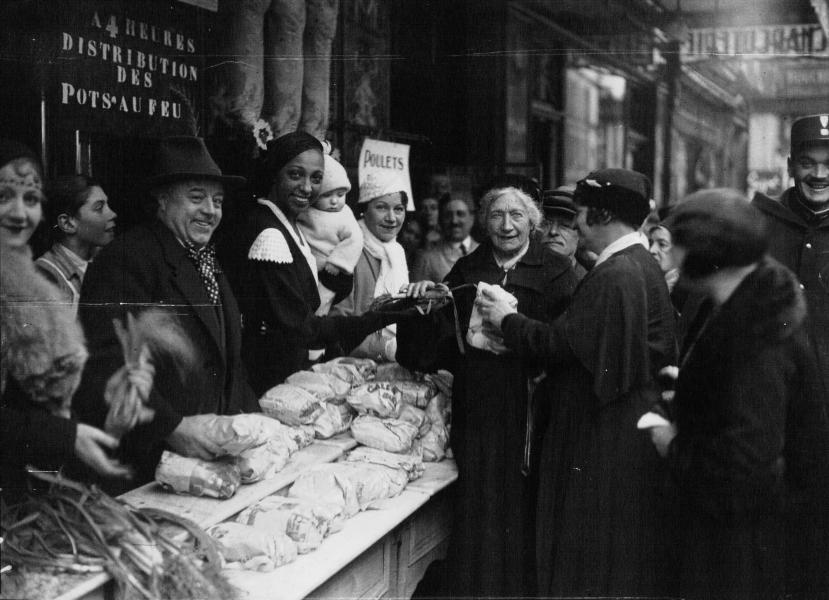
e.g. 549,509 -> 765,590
297,151 -> 363,315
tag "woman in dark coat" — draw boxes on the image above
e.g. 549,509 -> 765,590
397,185 -> 577,598
649,190 -> 829,599
231,132 -> 396,393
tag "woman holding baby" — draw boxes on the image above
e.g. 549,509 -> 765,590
396,183 -> 577,598
231,131 -> 398,393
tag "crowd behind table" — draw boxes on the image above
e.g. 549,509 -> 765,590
1,113 -> 829,600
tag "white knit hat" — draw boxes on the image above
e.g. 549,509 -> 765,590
358,169 -> 406,204
320,153 -> 351,196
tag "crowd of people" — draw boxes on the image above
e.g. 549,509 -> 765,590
1,112 -> 828,599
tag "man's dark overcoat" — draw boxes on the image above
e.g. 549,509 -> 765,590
74,221 -> 257,485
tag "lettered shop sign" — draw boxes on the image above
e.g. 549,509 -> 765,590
358,138 -> 414,211
43,0 -> 208,137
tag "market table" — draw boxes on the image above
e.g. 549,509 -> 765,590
55,435 -> 456,600
224,459 -> 457,600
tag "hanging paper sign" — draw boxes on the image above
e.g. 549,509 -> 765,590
358,138 -> 414,211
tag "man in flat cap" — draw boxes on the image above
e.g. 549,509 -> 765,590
74,136 -> 258,490
538,188 -> 587,279
752,113 -> 829,383
477,168 -> 677,597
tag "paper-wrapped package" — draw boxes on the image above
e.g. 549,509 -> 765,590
346,382 -> 402,418
249,416 -> 314,454
286,370 -> 351,400
199,414 -> 272,456
394,381 -> 437,409
312,357 -> 376,385
289,462 -> 408,512
421,393 -> 450,462
466,283 -> 518,354
350,414 -> 419,453
425,370 -> 453,399
208,521 -> 297,571
345,443 -> 425,481
313,400 -> 354,439
234,439 -> 292,483
259,384 -> 324,426
288,464 -> 360,517
236,496 -> 345,553
398,403 -> 429,436
155,451 -> 241,499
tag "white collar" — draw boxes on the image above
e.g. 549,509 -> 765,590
54,243 -> 89,276
258,198 -> 308,248
594,231 -> 648,268
493,240 -> 530,271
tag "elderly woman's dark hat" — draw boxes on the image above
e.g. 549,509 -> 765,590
144,136 -> 246,189
666,188 -> 767,280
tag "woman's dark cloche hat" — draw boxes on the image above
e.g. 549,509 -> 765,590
144,136 -> 246,189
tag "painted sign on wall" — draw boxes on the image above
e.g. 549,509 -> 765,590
41,0 -> 207,136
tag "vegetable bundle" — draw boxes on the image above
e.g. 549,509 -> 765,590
0,471 -> 235,600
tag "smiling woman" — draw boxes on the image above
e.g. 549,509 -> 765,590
329,185 -> 409,362
231,131 -> 398,392
394,182 -> 577,598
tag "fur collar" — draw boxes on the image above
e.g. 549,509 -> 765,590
725,257 -> 807,344
0,246 -> 87,416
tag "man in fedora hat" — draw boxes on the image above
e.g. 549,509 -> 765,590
476,168 -> 677,598
752,113 -> 829,385
73,136 -> 258,490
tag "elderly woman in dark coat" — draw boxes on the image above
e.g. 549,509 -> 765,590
649,189 -> 829,599
231,131 -> 397,392
397,185 -> 577,598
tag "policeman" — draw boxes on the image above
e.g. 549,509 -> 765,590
752,113 -> 829,382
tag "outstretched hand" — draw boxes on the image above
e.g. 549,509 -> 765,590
402,280 -> 436,298
74,423 -> 134,479
475,286 -> 517,331
166,414 -> 225,460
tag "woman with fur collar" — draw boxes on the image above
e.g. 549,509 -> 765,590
0,141 -> 134,498
649,189 -> 829,599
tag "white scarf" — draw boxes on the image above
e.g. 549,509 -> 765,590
358,219 -> 409,299
358,220 -> 408,351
